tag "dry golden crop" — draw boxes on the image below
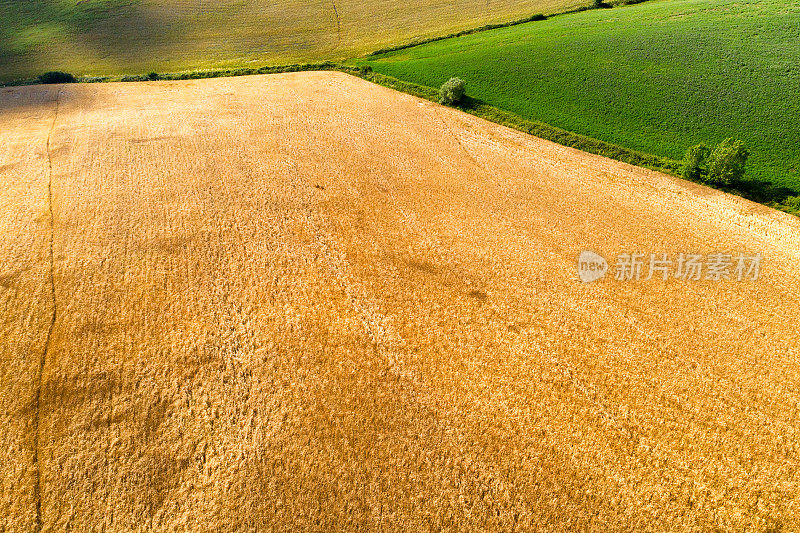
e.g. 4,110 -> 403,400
1,72 -> 799,531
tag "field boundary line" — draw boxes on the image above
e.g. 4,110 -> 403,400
363,2 -> 659,57
32,85 -> 62,533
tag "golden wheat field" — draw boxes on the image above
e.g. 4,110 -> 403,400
0,0 -> 585,81
1,72 -> 799,531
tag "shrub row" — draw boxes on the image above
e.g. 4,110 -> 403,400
108,63 -> 372,83
367,14 -> 547,56
0,63 -> 375,87
476,105 -> 680,174
356,72 -> 679,175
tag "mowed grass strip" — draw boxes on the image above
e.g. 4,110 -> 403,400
362,0 -> 800,198
0,0 -> 587,81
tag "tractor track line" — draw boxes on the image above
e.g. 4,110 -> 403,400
330,0 -> 341,48
32,85 -> 62,533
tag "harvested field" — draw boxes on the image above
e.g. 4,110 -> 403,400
1,71 -> 799,531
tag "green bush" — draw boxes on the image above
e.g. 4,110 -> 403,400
147,72 -> 160,81
681,139 -> 749,186
783,195 -> 800,212
439,77 -> 466,106
682,143 -> 710,181
706,138 -> 749,186
38,71 -> 76,84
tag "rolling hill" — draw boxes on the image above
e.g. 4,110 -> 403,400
0,0 -> 586,81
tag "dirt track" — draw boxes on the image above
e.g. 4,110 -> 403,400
1,72 -> 799,531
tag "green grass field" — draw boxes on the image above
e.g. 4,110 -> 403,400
0,0 -> 586,82
361,0 -> 800,198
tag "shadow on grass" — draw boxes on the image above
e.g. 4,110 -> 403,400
730,179 -> 800,209
458,95 -> 486,112
0,0 -> 182,81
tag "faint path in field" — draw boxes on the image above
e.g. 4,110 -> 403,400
32,86 -> 62,533
278,153 -> 524,523
330,1 -> 341,48
299,198 -> 526,526
429,107 -> 637,441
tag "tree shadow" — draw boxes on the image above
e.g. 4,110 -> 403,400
728,179 -> 800,206
459,95 -> 483,111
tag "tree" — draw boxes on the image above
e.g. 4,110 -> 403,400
681,139 -> 749,186
706,138 -> 749,186
682,143 -> 710,182
38,71 -> 76,84
439,77 -> 466,106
